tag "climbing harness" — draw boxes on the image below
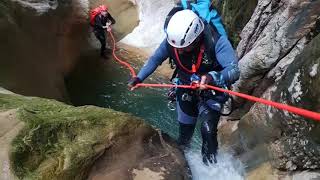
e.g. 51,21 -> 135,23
106,28 -> 320,122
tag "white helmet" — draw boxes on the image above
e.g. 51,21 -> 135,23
166,9 -> 204,48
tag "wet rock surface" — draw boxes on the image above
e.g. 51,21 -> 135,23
233,0 -> 320,105
221,34 -> 320,174
0,0 -> 138,102
0,91 -> 190,180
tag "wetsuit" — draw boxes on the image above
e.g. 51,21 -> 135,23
92,13 -> 116,57
136,25 -> 239,164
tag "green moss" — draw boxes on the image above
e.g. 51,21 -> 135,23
214,0 -> 257,47
0,94 -> 145,179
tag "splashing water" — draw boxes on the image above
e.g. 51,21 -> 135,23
185,149 -> 245,180
13,0 -> 58,14
120,0 -> 175,51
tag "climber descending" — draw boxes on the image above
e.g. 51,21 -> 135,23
128,9 -> 239,164
90,5 -> 116,58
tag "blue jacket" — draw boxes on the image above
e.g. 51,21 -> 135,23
137,32 -> 239,86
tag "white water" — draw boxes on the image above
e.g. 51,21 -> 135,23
13,0 -> 58,14
185,149 -> 245,180
120,0 -> 175,52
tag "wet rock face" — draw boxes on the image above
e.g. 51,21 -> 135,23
0,93 -> 189,180
0,0 -> 138,102
267,34 -> 320,171
219,0 -> 320,173
213,0 -> 258,46
229,34 -> 320,171
233,0 -> 320,104
0,0 -> 91,101
88,128 -> 190,180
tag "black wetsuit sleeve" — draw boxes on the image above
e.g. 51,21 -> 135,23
93,15 -> 104,30
107,13 -> 116,24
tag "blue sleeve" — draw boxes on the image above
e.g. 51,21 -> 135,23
137,39 -> 170,81
214,36 -> 240,86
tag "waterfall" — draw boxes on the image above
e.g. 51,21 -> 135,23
185,149 -> 245,180
120,0 -> 175,52
13,0 -> 59,14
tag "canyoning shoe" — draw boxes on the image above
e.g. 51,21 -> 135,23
101,54 -> 108,59
100,52 -> 108,59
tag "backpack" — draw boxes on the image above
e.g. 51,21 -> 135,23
164,0 -> 227,36
90,5 -> 108,26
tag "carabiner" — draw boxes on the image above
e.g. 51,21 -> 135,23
167,101 -> 176,111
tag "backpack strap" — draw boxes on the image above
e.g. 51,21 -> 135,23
180,0 -> 189,9
180,0 -> 198,10
202,23 -> 222,69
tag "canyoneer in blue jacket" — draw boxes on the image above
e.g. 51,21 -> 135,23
128,9 -> 239,164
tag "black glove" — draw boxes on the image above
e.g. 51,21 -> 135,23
128,77 -> 141,88
206,71 -> 226,87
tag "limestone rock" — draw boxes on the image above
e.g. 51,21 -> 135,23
0,93 -> 189,180
224,34 -> 320,172
233,0 -> 320,104
0,0 -> 138,101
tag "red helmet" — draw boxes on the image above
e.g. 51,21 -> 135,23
90,5 -> 109,25
99,5 -> 108,12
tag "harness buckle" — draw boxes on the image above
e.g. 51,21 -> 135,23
182,93 -> 192,102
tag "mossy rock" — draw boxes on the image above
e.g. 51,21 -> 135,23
0,93 -> 146,179
0,93 -> 189,180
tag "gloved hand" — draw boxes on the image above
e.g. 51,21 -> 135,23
103,21 -> 112,30
128,77 -> 141,89
200,71 -> 226,89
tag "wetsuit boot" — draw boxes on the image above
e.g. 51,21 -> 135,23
200,109 -> 220,165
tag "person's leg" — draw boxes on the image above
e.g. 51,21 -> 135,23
94,30 -> 106,57
198,104 -> 221,164
176,89 -> 198,149
177,122 -> 196,149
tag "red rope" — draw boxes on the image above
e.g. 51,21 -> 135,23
107,29 -> 320,122
107,30 -> 137,77
206,85 -> 320,121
